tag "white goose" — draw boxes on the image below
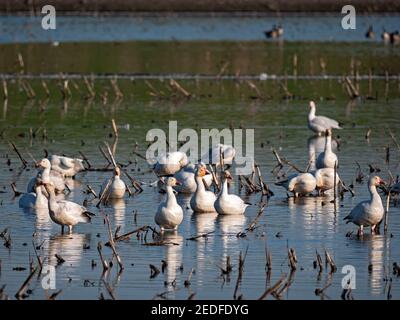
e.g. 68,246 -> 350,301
153,151 -> 189,176
344,176 -> 385,235
190,165 -> 217,213
202,144 -> 236,168
173,163 -> 213,194
308,101 -> 342,135
155,177 -> 184,230
276,173 -> 317,197
19,182 -> 48,209
44,183 -> 94,234
314,168 -> 340,195
50,155 -> 85,177
100,167 -> 126,199
316,129 -> 338,169
214,171 -> 249,215
28,159 -> 65,193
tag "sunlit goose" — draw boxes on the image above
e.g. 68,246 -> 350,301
19,182 -> 47,209
153,151 -> 189,176
50,155 -> 85,177
214,171 -> 249,215
344,176 -> 385,235
173,163 -> 213,194
276,173 -> 317,197
28,158 -> 65,193
314,168 -> 340,194
100,167 -> 126,199
155,177 -> 184,230
190,165 -> 217,213
202,144 -> 236,168
44,183 -> 94,234
308,101 -> 342,135
316,129 -> 338,169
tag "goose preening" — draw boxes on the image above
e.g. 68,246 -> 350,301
155,177 -> 184,230
173,163 -> 213,194
201,144 -> 236,168
214,171 -> 249,215
365,25 -> 374,39
314,168 -> 340,194
308,101 -> 342,135
28,158 -> 66,193
44,183 -> 94,234
190,165 -> 217,213
19,182 -> 48,209
100,167 -> 126,199
344,176 -> 385,236
50,155 -> 85,177
316,129 -> 338,169
276,173 -> 317,197
153,151 -> 189,176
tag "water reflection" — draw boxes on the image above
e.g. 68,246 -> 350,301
111,198 -> 126,231
307,135 -> 338,171
217,215 -> 246,265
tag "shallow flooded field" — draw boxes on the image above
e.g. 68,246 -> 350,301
1,13 -> 400,300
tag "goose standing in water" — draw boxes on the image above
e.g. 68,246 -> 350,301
100,167 -> 126,199
49,155 -> 85,177
344,176 -> 385,236
214,171 -> 249,215
44,183 -> 94,234
153,152 -> 189,176
316,129 -> 338,169
155,177 -> 184,230
190,165 -> 217,213
308,101 -> 342,135
28,158 -> 65,193
314,168 -> 340,195
173,163 -> 213,194
276,173 -> 317,197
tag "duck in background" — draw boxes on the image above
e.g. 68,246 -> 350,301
49,154 -> 85,177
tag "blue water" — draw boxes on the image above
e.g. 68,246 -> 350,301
0,14 -> 399,44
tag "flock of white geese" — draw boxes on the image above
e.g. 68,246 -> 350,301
18,101 -> 395,236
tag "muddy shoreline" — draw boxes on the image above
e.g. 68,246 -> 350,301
0,0 -> 399,14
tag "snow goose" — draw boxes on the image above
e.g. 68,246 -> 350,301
202,144 -> 236,168
153,151 -> 189,177
344,176 -> 385,235
214,171 -> 249,215
173,163 -> 213,194
50,155 -> 85,177
314,168 -> 340,195
100,167 -> 126,199
308,101 -> 342,135
28,158 -> 65,193
316,129 -> 338,169
190,165 -> 217,213
44,183 -> 94,234
276,173 -> 317,197
155,177 -> 184,230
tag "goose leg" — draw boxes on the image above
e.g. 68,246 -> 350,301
174,225 -> 178,231
371,225 -> 376,234
68,225 -> 72,234
357,225 -> 364,237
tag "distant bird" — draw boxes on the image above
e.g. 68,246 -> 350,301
390,31 -> 400,44
307,101 -> 342,135
190,165 -> 217,213
344,176 -> 385,236
214,171 -> 249,215
365,25 -> 375,39
314,168 -> 340,195
28,158 -> 65,193
316,129 -> 338,169
264,24 -> 283,39
100,167 -> 126,199
44,183 -> 94,234
49,155 -> 85,177
382,29 -> 390,42
276,173 -> 317,198
155,177 -> 184,230
153,152 -> 189,177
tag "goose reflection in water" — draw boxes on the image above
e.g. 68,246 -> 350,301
111,198 -> 126,232
46,233 -> 91,269
160,231 -> 183,297
307,135 -> 338,172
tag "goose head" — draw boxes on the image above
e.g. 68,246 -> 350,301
114,167 -> 121,177
309,101 -> 316,110
223,170 -> 233,181
36,158 -> 51,169
369,176 -> 385,187
166,177 -> 181,187
195,164 -> 210,177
